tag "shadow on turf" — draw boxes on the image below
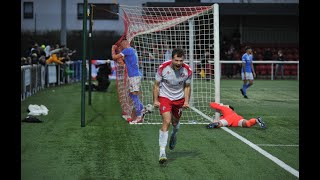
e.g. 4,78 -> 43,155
168,151 -> 200,161
86,106 -> 105,125
159,150 -> 201,166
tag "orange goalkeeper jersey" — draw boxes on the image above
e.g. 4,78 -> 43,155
209,102 -> 244,127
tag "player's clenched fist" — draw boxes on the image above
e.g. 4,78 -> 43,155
112,44 -> 118,51
153,101 -> 160,108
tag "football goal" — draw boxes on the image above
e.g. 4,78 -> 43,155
115,4 -> 220,124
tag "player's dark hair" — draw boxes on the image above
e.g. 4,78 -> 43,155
172,48 -> 185,58
229,105 -> 234,111
245,46 -> 252,51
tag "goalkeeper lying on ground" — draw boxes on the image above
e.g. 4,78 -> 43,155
207,102 -> 266,129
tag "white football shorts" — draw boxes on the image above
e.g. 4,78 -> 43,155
129,76 -> 142,92
241,72 -> 254,80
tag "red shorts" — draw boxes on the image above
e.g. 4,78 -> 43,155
158,96 -> 185,119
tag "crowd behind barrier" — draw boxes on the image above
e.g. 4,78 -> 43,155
21,58 -> 299,101
21,60 -> 118,101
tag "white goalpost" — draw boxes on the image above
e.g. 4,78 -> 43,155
115,4 -> 220,124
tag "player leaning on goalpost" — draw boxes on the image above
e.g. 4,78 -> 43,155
153,48 -> 192,164
112,40 -> 145,123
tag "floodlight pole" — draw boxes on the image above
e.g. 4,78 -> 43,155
88,3 -> 93,105
60,0 -> 67,46
81,0 -> 88,127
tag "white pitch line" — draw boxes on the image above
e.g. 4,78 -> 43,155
141,82 -> 299,177
130,122 -> 209,125
221,127 -> 299,178
214,98 -> 299,101
256,144 -> 299,147
186,109 -> 299,178
189,106 -> 213,121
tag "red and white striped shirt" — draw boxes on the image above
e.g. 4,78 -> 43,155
155,60 -> 192,100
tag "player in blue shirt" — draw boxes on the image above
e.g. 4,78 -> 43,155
112,40 -> 144,123
240,46 -> 256,98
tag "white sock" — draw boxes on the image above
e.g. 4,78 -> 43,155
159,130 -> 168,154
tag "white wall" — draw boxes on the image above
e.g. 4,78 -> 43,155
21,0 -> 298,33
21,0 -> 176,33
21,0 -> 62,32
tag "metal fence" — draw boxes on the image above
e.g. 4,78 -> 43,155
21,60 -> 82,101
218,60 -> 299,80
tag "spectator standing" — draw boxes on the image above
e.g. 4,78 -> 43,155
274,50 -> 285,79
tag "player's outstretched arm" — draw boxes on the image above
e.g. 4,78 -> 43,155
210,102 -> 224,110
209,102 -> 231,115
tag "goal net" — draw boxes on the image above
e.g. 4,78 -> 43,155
116,4 -> 220,124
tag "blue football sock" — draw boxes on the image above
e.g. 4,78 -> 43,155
245,83 -> 251,89
242,84 -> 247,95
129,94 -> 144,116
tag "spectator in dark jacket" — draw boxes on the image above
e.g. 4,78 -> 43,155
95,62 -> 112,91
274,50 -> 285,79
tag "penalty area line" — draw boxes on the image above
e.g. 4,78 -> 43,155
188,108 -> 299,178
135,105 -> 299,177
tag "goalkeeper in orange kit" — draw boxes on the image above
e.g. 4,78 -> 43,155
207,102 -> 266,129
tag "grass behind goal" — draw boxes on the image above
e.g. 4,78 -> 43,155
21,80 -> 299,179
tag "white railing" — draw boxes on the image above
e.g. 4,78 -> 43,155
218,60 -> 299,80
141,59 -> 299,80
21,61 -> 82,101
